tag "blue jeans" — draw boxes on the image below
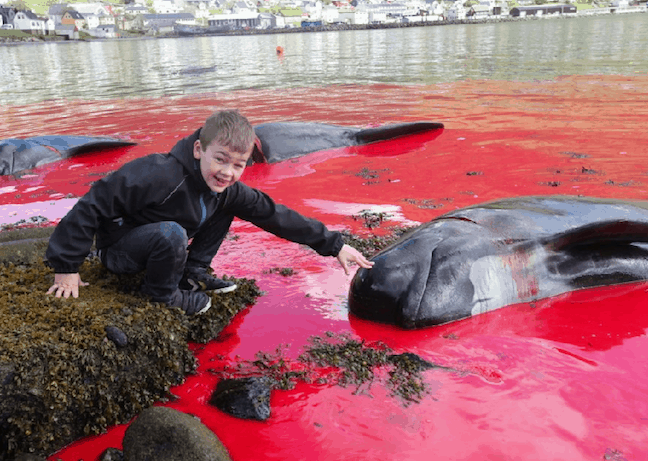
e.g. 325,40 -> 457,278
99,214 -> 234,299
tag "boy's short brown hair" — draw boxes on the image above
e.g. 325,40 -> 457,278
199,110 -> 256,154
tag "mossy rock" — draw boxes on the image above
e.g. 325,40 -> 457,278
122,407 -> 231,461
0,227 -> 260,458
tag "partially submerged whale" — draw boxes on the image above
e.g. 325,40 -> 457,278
0,135 -> 137,176
1,122 -> 443,175
252,121 -> 444,163
348,196 -> 648,329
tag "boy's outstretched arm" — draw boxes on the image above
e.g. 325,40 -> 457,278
336,244 -> 374,276
46,273 -> 89,299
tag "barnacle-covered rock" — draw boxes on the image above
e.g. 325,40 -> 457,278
0,227 -> 261,459
122,407 -> 231,461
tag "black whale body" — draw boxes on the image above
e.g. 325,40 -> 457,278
0,135 -> 137,176
251,121 -> 444,163
1,122 -> 443,175
348,196 -> 648,329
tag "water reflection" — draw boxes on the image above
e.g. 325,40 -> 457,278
1,14 -> 646,104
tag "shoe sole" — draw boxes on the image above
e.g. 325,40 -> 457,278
196,298 -> 212,315
213,284 -> 237,294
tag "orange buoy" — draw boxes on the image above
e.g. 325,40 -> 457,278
276,46 -> 284,55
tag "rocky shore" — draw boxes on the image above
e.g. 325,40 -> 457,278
0,224 -> 261,459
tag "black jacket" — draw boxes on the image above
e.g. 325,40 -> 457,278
46,129 -> 344,273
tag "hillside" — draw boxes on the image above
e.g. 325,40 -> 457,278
14,0 -> 126,16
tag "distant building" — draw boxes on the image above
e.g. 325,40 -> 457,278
135,13 -> 195,33
321,5 -> 339,23
88,24 -> 117,37
356,2 -> 408,17
0,6 -> 16,26
69,2 -> 110,17
447,2 -> 466,19
467,4 -> 490,18
61,10 -> 86,29
258,12 -> 276,28
208,12 -> 260,28
13,10 -> 46,33
338,9 -> 369,23
509,4 -> 576,16
47,3 -> 68,24
55,23 -> 79,39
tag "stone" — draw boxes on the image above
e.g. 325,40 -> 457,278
105,326 -> 128,347
122,407 -> 231,461
209,377 -> 271,421
99,447 -> 124,461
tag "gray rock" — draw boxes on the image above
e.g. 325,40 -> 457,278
122,407 -> 231,461
105,326 -> 128,347
99,447 -> 124,461
209,377 -> 271,421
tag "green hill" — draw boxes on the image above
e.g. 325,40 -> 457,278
7,0 -> 126,16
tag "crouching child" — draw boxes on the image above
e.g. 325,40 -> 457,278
45,110 -> 373,314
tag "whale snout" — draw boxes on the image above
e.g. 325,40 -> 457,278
348,253 -> 418,327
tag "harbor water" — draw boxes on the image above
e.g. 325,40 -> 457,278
1,12 -> 647,106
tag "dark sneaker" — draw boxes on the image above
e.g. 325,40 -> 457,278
179,268 -> 237,294
159,289 -> 212,316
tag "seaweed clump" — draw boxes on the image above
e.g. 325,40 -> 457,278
340,225 -> 417,259
211,332 -> 448,406
0,258 -> 260,459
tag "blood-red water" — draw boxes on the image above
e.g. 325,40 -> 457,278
1,76 -> 647,460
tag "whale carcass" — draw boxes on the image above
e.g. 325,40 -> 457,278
349,195 -> 648,329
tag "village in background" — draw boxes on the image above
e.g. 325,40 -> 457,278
0,0 -> 646,41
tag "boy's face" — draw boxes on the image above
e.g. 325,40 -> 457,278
193,139 -> 253,193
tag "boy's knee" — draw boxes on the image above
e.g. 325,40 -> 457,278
158,221 -> 188,248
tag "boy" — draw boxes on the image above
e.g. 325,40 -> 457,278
45,110 -> 373,315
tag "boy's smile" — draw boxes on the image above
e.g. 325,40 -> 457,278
193,139 -> 253,193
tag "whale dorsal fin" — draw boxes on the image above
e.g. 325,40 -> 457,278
354,122 -> 444,144
545,220 -> 648,250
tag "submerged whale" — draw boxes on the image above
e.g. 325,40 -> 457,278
1,122 -> 443,175
0,136 -> 137,176
251,121 -> 444,164
348,196 -> 648,329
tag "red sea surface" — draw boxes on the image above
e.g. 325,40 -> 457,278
1,76 -> 648,460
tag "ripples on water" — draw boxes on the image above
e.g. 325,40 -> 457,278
0,13 -> 646,105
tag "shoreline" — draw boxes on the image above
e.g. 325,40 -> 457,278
1,8 -> 645,46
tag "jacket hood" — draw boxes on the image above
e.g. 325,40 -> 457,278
169,128 -> 212,192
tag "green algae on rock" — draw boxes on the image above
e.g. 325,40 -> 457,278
0,257 -> 260,460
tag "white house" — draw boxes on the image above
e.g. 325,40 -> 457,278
321,5 -> 339,23
338,9 -> 369,23
82,13 -> 100,29
153,0 -> 184,14
302,1 -> 322,20
13,10 -> 46,33
88,23 -> 117,37
446,1 -> 465,19
70,3 -> 110,16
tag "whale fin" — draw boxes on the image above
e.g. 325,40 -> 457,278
354,122 -> 444,144
1,136 -> 136,176
545,220 -> 648,250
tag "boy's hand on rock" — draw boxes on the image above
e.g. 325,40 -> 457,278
336,244 -> 374,276
46,273 -> 89,299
